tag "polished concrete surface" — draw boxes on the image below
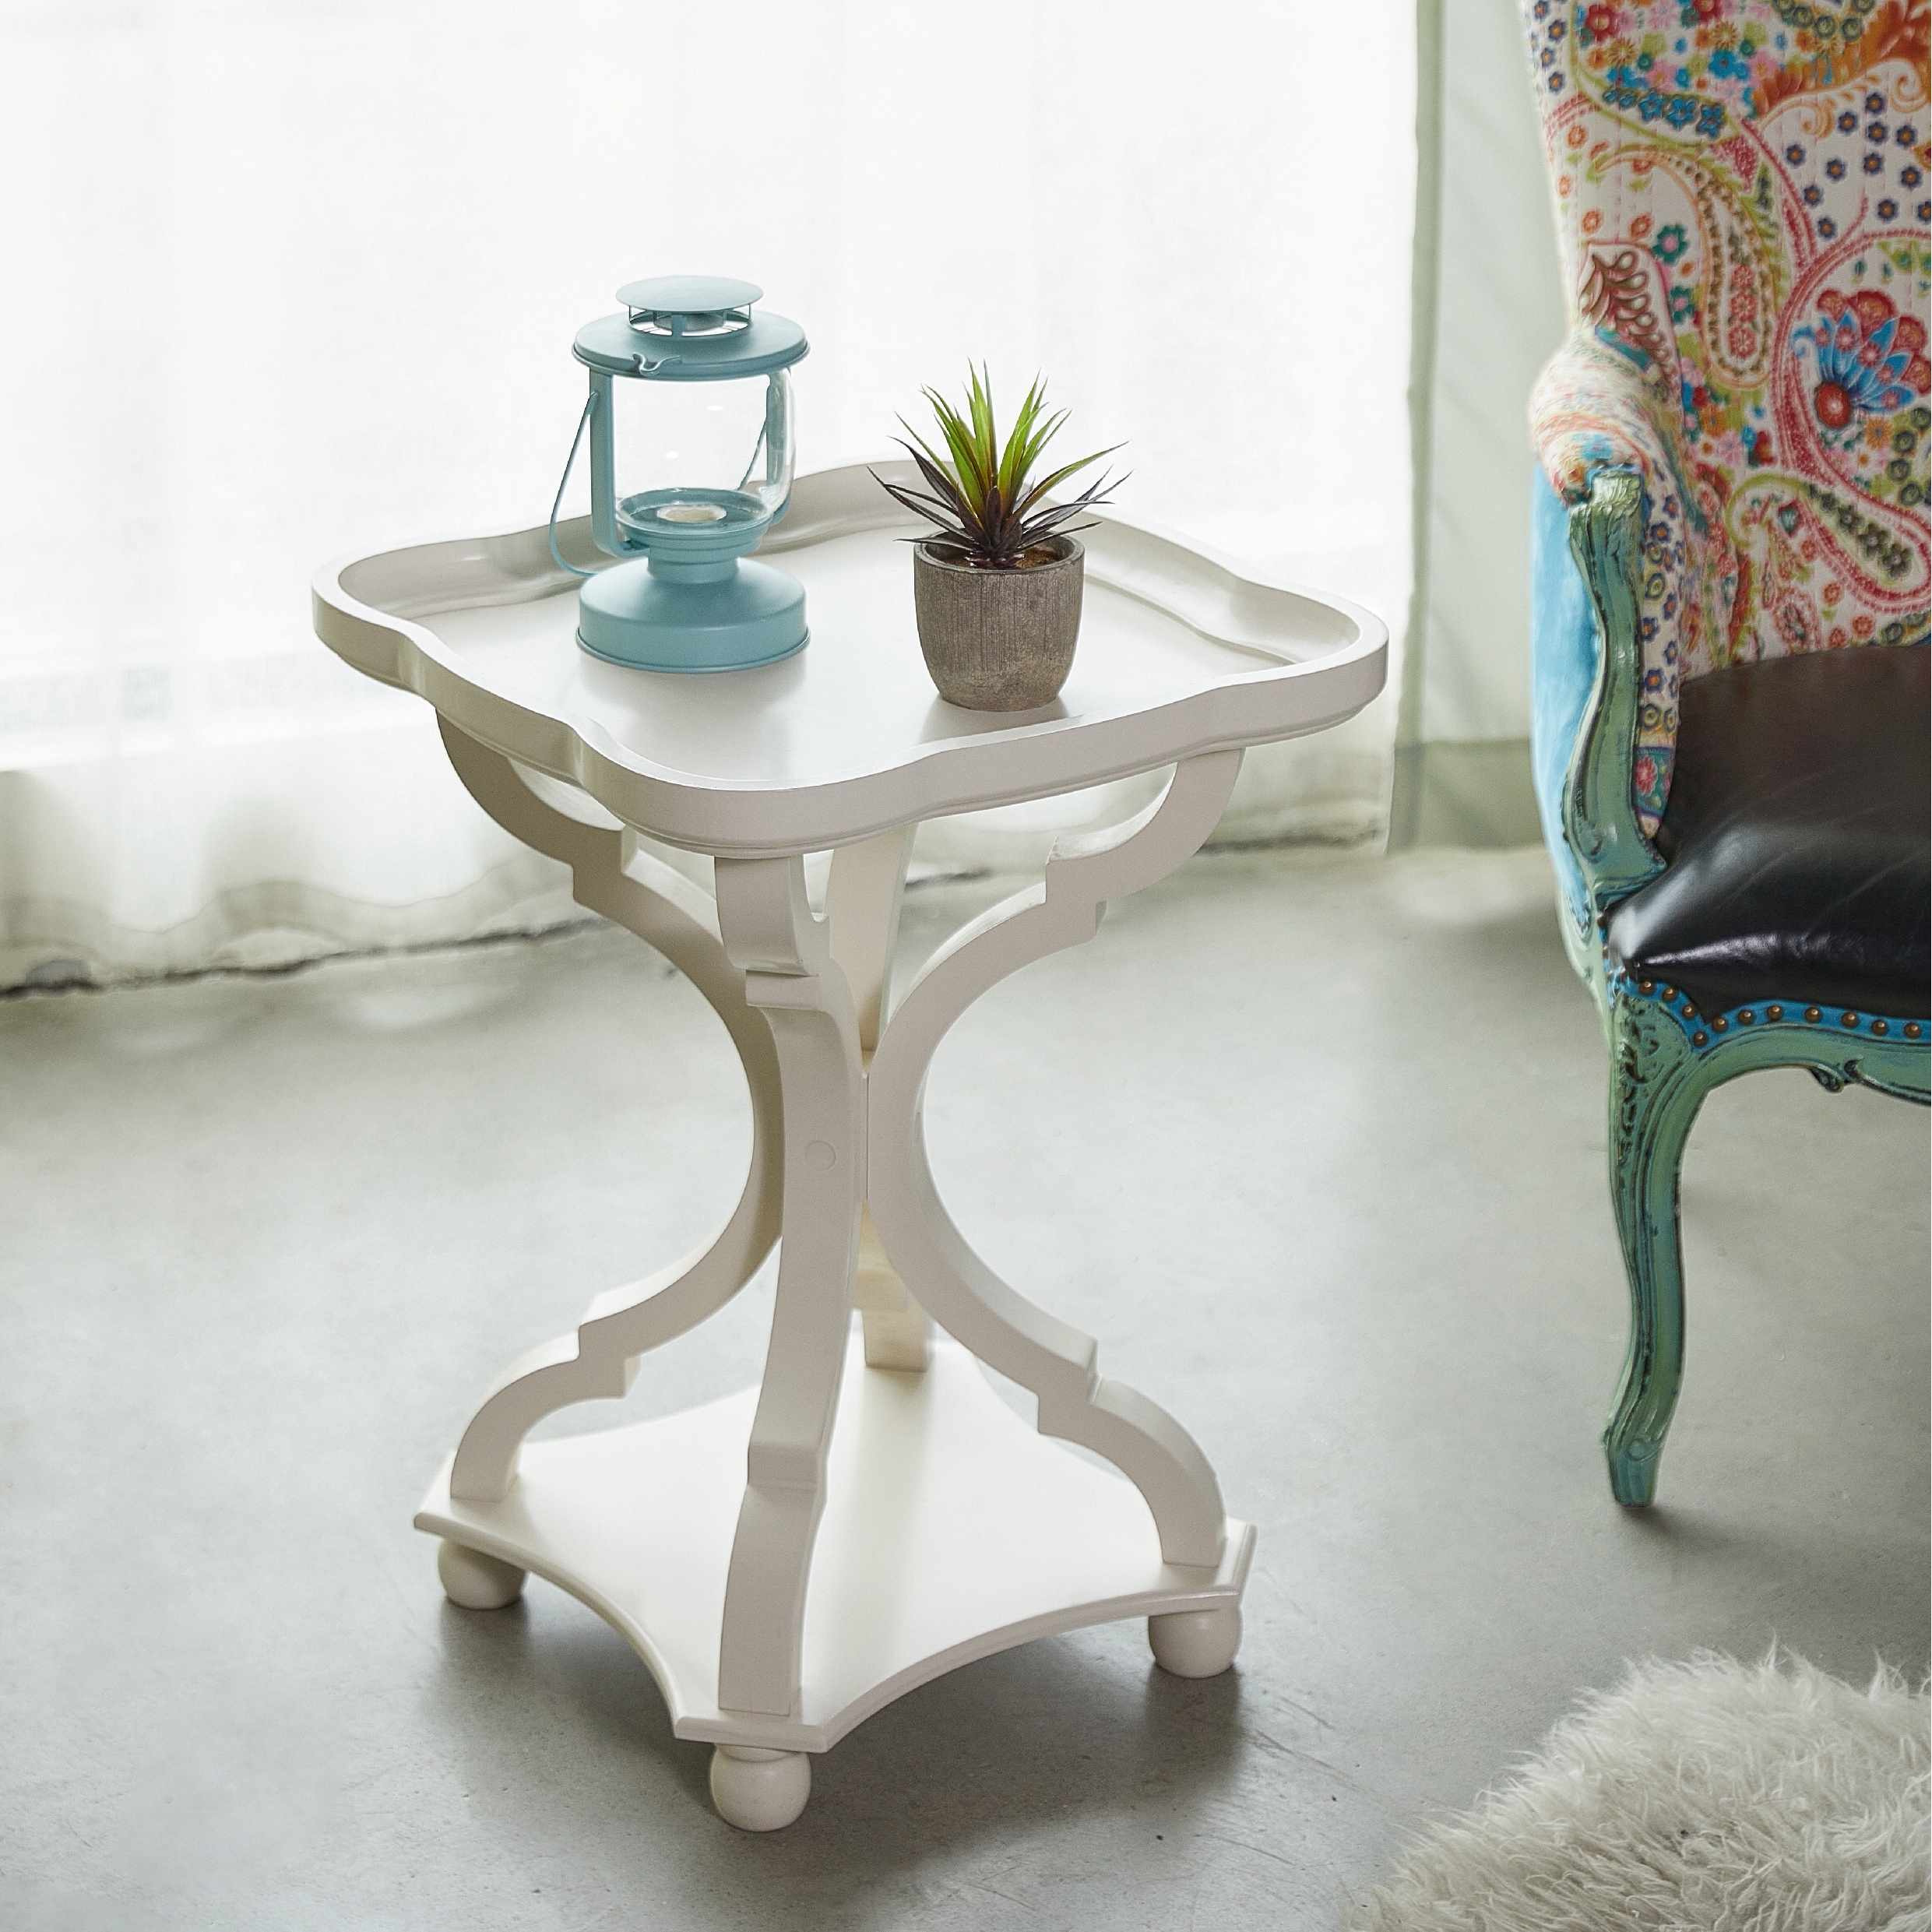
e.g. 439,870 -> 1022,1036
2,846 -> 1925,1930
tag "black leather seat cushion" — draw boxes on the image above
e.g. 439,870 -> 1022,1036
1607,643 -> 1930,1019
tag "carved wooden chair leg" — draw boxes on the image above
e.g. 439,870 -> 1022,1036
1603,988 -> 1711,1506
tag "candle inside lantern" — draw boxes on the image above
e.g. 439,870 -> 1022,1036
657,502 -> 730,523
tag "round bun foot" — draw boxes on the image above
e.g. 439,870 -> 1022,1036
1149,1605 -> 1242,1678
437,1540 -> 526,1610
710,1745 -> 811,1831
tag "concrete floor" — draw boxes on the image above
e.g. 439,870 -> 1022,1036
2,844 -> 1925,1930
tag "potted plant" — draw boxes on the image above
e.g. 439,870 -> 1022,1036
874,368 -> 1120,711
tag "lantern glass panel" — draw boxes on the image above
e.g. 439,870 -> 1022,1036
609,370 -> 793,550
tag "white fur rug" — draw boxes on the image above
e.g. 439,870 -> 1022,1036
1354,1652 -> 1930,1932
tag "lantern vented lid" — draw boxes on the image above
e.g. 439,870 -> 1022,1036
619,275 -> 761,334
576,274 -> 808,381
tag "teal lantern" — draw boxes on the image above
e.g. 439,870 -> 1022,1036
551,276 -> 810,671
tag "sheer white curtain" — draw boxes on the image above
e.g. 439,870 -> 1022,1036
1391,0 -> 1564,849
0,1 -> 1416,987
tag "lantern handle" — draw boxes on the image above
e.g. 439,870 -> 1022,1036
547,391 -> 600,579
734,421 -> 769,493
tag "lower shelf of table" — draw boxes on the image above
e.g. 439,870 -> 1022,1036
417,1325 -> 1254,1754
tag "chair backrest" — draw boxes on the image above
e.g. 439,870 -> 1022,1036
1522,0 -> 1929,822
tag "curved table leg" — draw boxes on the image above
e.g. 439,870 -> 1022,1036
866,751 -> 1244,1572
711,853 -> 867,1717
435,722 -> 785,1504
825,827 -> 931,1372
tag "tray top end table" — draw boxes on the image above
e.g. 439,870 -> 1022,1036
312,461 -> 1386,1830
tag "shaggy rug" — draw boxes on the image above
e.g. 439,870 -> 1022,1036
1353,1652 -> 1930,1932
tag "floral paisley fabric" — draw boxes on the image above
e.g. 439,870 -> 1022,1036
1521,0 -> 1930,830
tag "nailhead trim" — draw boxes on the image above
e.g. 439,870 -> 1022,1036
1621,974 -> 1927,1050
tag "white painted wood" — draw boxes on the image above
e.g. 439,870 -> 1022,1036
436,1538 -> 525,1610
417,1330 -> 1255,1753
865,753 -> 1244,1571
712,853 -> 867,1718
825,826 -> 912,1056
1149,1606 -> 1244,1677
853,1205 -> 928,1373
710,1747 -> 811,1832
825,826 -> 931,1373
322,477 -> 1376,1815
311,462 -> 1387,858
432,721 -> 784,1506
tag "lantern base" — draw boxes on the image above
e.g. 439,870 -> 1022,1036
577,558 -> 808,673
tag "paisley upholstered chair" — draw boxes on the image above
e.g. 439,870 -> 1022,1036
1519,0 -> 1930,1504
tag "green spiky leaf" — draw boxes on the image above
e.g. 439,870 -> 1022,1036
872,366 -> 1122,567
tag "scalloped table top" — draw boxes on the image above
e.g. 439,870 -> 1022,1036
311,462 -> 1387,857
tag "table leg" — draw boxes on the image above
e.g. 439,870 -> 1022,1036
431,723 -> 784,1519
867,751 -> 1245,1613
825,827 -> 930,1372
710,852 -> 865,1735
413,737 -> 1252,1827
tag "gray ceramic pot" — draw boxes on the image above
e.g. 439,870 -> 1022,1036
912,536 -> 1084,711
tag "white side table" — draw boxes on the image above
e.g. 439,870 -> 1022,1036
312,462 -> 1386,1830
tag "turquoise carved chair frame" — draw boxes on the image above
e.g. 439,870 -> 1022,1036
1520,0 -> 1930,1505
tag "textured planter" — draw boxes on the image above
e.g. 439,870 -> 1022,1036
912,536 -> 1084,711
